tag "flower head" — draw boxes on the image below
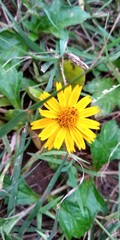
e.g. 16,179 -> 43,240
31,83 -> 100,153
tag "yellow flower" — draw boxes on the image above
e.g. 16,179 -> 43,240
31,83 -> 100,153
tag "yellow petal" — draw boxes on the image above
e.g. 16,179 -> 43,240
70,127 -> 85,150
79,132 -> 93,143
54,127 -> 66,149
31,118 -> 54,130
68,85 -> 82,107
40,92 -> 61,112
64,85 -> 72,106
44,128 -> 59,150
77,118 -> 100,130
42,102 -> 53,111
39,109 -> 58,118
56,82 -> 65,107
64,129 -> 75,153
79,106 -> 100,118
39,121 -> 60,140
77,126 -> 96,141
75,95 -> 92,110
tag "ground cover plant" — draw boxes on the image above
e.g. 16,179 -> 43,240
0,0 -> 120,239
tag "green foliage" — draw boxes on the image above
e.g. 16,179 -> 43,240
0,110 -> 27,137
26,86 -> 42,102
0,0 -> 120,239
0,69 -> 23,109
2,176 -> 39,205
0,31 -> 27,67
84,77 -> 120,116
91,120 -> 120,170
59,179 -> 106,240
0,215 -> 21,235
0,96 -> 11,107
32,0 -> 89,38
59,59 -> 85,86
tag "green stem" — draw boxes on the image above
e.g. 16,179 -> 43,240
7,127 -> 27,215
48,207 -> 59,240
18,153 -> 68,237
118,161 -> 120,219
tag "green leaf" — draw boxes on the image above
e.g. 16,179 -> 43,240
1,232 -> 12,240
0,69 -> 23,108
26,86 -> 42,102
0,215 -> 20,235
21,78 -> 35,90
91,120 -> 120,170
0,96 -> 11,107
67,166 -> 77,188
84,78 -> 120,116
4,109 -> 27,130
0,110 -> 26,137
113,58 -> 120,69
0,30 -> 27,68
0,1 -> 42,54
60,59 -> 85,86
37,0 -> 89,38
16,179 -> 39,205
3,176 -> 39,205
59,179 -> 106,240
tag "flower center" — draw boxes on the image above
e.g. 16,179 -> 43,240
58,107 -> 78,128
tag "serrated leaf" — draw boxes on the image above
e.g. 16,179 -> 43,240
37,0 -> 89,38
59,179 -> 106,240
0,69 -> 23,108
84,78 -> 120,116
91,120 -> 120,170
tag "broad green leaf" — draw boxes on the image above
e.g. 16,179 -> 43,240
37,0 -> 89,38
84,78 -> 120,116
67,165 -> 77,188
60,59 -> 85,86
1,232 -> 12,240
96,63 -> 109,72
113,58 -> 120,69
91,120 -> 120,170
4,109 -> 28,133
15,179 -> 39,205
92,63 -> 109,77
0,96 -> 11,107
0,215 -> 20,235
23,15 -> 40,41
0,110 -> 26,137
0,69 -> 23,108
59,179 -> 106,240
0,30 -> 27,68
21,77 -> 35,90
41,196 -> 62,214
26,86 -> 42,102
3,176 -> 39,205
